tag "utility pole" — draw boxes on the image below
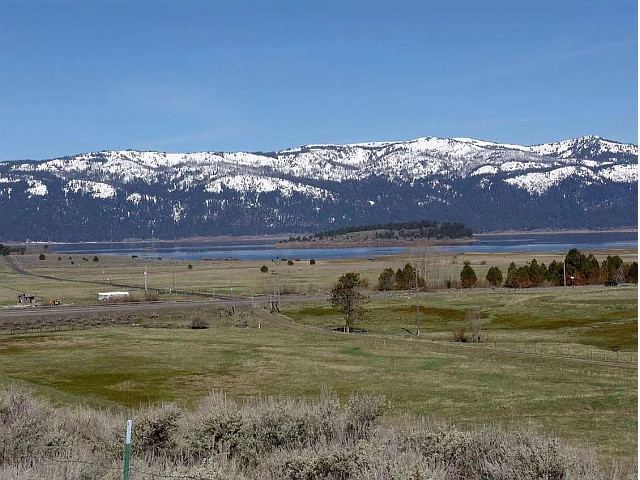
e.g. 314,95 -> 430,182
563,260 -> 566,287
144,265 -> 148,295
230,270 -> 236,315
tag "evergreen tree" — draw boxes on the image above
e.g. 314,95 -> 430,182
546,260 -> 564,286
584,254 -> 600,284
626,261 -> 638,284
602,255 -> 624,282
504,262 -> 517,288
528,259 -> 544,287
485,266 -> 503,287
377,268 -> 396,291
330,272 -> 369,333
460,262 -> 477,288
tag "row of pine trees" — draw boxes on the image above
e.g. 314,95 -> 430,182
377,248 -> 638,290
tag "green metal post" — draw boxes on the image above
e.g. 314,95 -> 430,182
123,419 -> 132,480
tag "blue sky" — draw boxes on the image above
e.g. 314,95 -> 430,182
1,0 -> 637,160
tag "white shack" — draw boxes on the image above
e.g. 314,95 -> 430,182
97,291 -> 130,302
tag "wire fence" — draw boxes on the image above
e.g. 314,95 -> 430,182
14,450 -> 224,480
343,330 -> 638,366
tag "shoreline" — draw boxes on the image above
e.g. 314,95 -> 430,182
275,237 -> 475,250
4,227 -> 637,246
475,227 -> 637,236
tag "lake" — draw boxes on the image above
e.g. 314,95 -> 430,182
48,231 -> 637,261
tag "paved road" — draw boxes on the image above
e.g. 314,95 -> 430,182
0,295 -> 328,320
3,255 -> 215,298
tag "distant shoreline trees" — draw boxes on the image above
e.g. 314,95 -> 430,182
0,244 -> 26,256
283,220 -> 473,243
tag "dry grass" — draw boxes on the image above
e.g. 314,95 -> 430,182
2,247 -> 636,306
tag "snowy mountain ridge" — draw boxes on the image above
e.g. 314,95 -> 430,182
0,134 -> 636,240
2,135 -> 636,198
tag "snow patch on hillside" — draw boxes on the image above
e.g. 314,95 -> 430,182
26,179 -> 47,197
503,166 -> 591,194
205,175 -> 333,198
500,161 -> 548,172
65,180 -> 116,199
471,165 -> 498,176
597,164 -> 638,183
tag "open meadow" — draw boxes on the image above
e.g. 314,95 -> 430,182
1,246 -> 636,304
0,247 -> 637,472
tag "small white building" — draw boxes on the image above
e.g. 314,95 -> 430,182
97,291 -> 130,302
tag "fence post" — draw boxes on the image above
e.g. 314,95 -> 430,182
123,419 -> 132,480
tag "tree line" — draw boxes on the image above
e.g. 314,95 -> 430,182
376,248 -> 637,291
377,263 -> 426,291
497,249 -> 638,288
0,244 -> 25,256
283,220 -> 473,243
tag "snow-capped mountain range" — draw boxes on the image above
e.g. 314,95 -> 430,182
0,135 -> 636,241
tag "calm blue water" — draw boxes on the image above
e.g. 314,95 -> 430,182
49,231 -> 637,261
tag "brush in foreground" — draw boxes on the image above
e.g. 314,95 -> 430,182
0,386 -> 627,479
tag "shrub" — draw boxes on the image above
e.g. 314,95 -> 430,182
466,310 -> 483,343
133,404 -> 181,456
92,256 -> 99,262
187,264 -> 193,270
453,327 -> 468,343
345,395 -> 388,439
38,253 -> 45,260
280,447 -> 359,479
0,388 -> 608,479
191,318 -> 210,329
0,387 -> 61,463
260,265 -> 269,273
57,256 -> 61,261
309,259 -> 316,265
287,260 -> 294,266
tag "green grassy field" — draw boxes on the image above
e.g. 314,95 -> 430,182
0,286 -> 636,464
0,250 -> 637,466
288,286 -> 639,356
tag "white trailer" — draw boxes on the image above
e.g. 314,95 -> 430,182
97,291 -> 130,302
